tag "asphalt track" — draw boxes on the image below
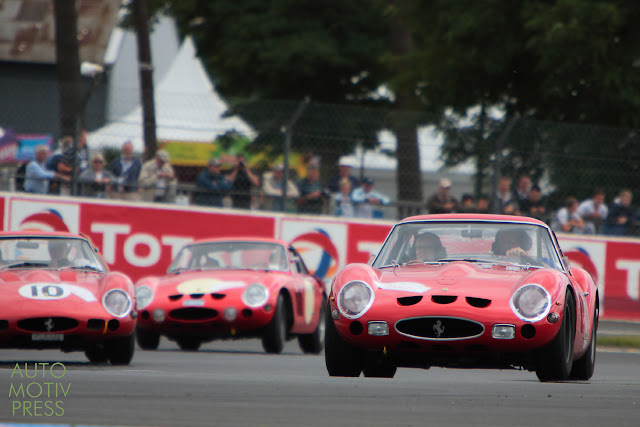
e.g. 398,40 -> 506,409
0,336 -> 639,427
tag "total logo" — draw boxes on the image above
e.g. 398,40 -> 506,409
9,199 -> 79,233
279,219 -> 346,282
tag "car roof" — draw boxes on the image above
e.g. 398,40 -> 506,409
399,213 -> 548,227
0,230 -> 87,239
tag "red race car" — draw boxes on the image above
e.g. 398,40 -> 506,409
0,231 -> 136,364
135,237 -> 326,353
325,214 -> 599,381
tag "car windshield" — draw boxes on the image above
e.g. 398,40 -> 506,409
168,241 -> 289,273
373,221 -> 563,271
0,237 -> 105,272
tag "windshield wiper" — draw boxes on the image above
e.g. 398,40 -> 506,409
1,262 -> 49,269
65,265 -> 104,273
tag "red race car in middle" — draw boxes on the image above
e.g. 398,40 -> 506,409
135,237 -> 326,353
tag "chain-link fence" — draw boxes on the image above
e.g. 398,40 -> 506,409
2,88 -> 639,236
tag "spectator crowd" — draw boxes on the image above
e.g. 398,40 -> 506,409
15,135 -> 640,236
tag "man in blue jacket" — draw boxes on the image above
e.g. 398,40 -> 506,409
194,158 -> 233,207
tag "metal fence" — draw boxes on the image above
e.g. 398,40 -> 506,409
2,92 -> 639,235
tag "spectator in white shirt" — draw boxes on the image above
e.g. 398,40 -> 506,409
577,188 -> 608,234
352,177 -> 391,218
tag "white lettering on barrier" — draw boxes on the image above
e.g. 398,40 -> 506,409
90,223 -> 131,264
162,236 -> 194,260
124,233 -> 161,267
616,260 -> 640,301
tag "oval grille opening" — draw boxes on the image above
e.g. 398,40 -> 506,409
169,308 -> 219,321
398,296 -> 423,306
17,317 -> 78,332
466,297 -> 491,308
396,317 -> 484,339
431,295 -> 457,304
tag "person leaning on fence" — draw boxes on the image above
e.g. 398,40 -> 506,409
45,136 -> 73,195
332,177 -> 356,217
296,162 -> 327,214
602,189 -> 637,236
489,176 -> 519,215
139,150 -> 177,203
551,196 -> 586,234
352,177 -> 391,218
193,158 -> 233,207
108,140 -> 142,201
521,185 -> 547,221
577,188 -> 608,234
262,163 -> 300,211
327,157 -> 359,193
23,145 -> 65,194
78,153 -> 113,198
426,178 -> 458,214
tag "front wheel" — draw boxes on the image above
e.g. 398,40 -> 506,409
176,337 -> 201,351
536,290 -> 575,382
570,304 -> 598,380
298,298 -> 326,354
106,334 -> 135,366
363,351 -> 397,378
136,329 -> 160,350
262,294 -> 288,354
324,302 -> 364,377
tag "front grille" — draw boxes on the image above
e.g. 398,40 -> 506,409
169,308 -> 219,321
87,319 -> 105,331
396,317 -> 484,340
17,317 -> 79,332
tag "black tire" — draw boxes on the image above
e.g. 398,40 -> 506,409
136,328 -> 160,350
176,337 -> 201,351
298,298 -> 326,354
536,290 -> 576,382
84,345 -> 108,363
324,302 -> 364,377
107,334 -> 135,366
570,304 -> 599,380
262,294 -> 288,354
363,351 -> 397,378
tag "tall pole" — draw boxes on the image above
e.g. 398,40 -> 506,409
132,0 -> 157,161
280,97 -> 311,211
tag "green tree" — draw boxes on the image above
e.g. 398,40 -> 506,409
399,0 -> 640,199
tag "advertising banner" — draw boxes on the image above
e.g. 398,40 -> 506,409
1,192 -> 639,321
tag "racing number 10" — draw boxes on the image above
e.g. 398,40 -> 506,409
31,285 -> 64,298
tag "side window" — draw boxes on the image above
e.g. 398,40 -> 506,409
289,248 -> 308,274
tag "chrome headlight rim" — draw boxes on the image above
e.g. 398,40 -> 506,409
242,283 -> 269,308
102,289 -> 133,318
135,286 -> 154,310
337,280 -> 375,319
510,283 -> 551,322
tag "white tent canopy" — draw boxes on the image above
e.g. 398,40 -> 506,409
89,36 -> 254,152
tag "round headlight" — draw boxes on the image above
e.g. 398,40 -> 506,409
510,284 -> 551,322
242,283 -> 269,308
103,289 -> 132,318
337,281 -> 374,319
135,286 -> 153,310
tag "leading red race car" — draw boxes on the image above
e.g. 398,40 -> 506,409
134,237 -> 326,353
325,214 -> 599,381
0,231 -> 136,364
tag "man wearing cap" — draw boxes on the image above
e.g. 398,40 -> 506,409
352,177 -> 391,218
263,163 -> 299,211
139,150 -> 177,202
194,158 -> 234,207
296,162 -> 327,214
426,178 -> 459,214
78,153 -> 114,198
327,157 -> 360,194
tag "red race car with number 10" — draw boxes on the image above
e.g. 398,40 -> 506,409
0,231 -> 136,364
325,214 -> 598,381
